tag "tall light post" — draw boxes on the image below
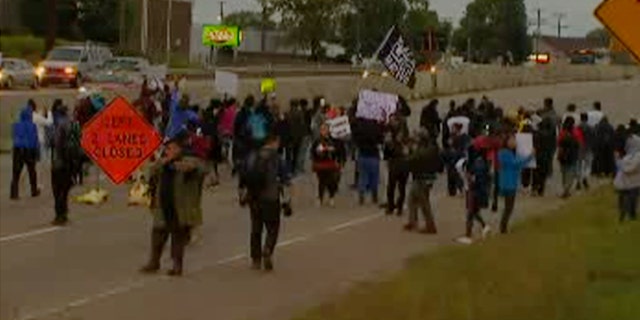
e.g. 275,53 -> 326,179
166,0 -> 172,64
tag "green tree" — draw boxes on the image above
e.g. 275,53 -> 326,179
223,10 -> 276,30
339,0 -> 407,56
21,0 -> 80,40
586,28 -> 610,47
77,0 -> 119,43
267,0 -> 348,60
452,0 -> 530,63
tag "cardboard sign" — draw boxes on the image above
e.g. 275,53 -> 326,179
326,116 -> 351,139
261,78 -> 276,94
516,133 -> 536,168
356,90 -> 398,122
81,96 -> 163,184
215,70 -> 238,97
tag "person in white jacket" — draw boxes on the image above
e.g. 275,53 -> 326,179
614,134 -> 640,222
32,100 -> 54,182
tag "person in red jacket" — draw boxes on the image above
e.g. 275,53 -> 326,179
311,124 -> 346,207
557,116 -> 583,198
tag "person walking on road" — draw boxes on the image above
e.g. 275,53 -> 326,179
50,105 -> 78,225
10,101 -> 41,200
352,118 -> 384,205
404,130 -> 443,234
141,136 -> 208,276
614,133 -> 640,222
456,143 -> 492,244
577,113 -> 596,190
32,100 -> 54,184
497,134 -> 534,234
557,117 -> 584,199
383,114 -> 411,215
311,124 -> 345,207
243,132 -> 292,271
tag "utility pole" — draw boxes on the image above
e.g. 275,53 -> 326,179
553,13 -> 568,38
535,8 -> 541,54
46,0 -> 58,52
166,0 -> 172,64
219,1 -> 225,21
119,0 -> 126,50
141,0 -> 148,54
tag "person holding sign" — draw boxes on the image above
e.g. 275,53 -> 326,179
311,124 -> 346,207
352,118 -> 385,205
497,135 -> 534,234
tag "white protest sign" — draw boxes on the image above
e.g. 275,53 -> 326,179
447,116 -> 470,135
516,133 -> 536,168
215,70 -> 239,97
326,116 -> 351,139
356,90 -> 398,122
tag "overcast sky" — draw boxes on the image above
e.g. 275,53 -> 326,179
193,0 -> 604,37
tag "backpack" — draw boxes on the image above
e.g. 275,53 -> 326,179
558,132 -> 579,165
247,111 -> 267,141
243,151 -> 268,198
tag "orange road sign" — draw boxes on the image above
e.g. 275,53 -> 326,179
595,0 -> 640,62
81,96 -> 162,184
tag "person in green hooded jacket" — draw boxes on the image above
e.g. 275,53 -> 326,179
140,135 -> 208,276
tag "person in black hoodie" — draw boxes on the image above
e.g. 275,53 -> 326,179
594,117 -> 616,177
311,124 -> 346,206
532,116 -> 556,196
383,113 -> 411,215
420,99 -> 441,139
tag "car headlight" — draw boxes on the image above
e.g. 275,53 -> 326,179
64,66 -> 76,75
36,66 -> 45,77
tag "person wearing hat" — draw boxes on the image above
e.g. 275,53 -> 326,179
141,135 -> 208,276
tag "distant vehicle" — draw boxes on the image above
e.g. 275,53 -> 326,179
569,50 -> 597,65
37,43 -> 113,88
0,58 -> 39,90
86,57 -> 167,86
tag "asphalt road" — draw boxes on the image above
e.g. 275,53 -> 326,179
1,80 -> 639,320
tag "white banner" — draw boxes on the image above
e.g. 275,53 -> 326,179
215,70 -> 239,97
326,116 -> 351,139
516,133 -> 536,168
356,90 -> 398,122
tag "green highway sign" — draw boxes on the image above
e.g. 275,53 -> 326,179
202,25 -> 242,47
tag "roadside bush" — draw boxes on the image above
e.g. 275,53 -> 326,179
0,35 -> 45,62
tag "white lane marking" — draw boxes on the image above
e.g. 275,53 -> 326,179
0,227 -> 61,243
13,214 -> 384,320
327,214 -> 384,232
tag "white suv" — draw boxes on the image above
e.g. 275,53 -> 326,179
37,43 -> 113,88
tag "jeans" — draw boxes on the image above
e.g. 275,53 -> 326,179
561,165 -> 578,195
295,136 -> 311,174
10,147 -> 39,199
52,168 -> 73,222
386,167 -> 409,213
250,200 -> 281,261
408,180 -> 436,232
618,188 -> 639,222
357,156 -> 380,199
500,193 -> 516,234
579,151 -> 594,181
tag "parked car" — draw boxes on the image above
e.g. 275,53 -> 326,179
37,43 -> 113,88
0,58 -> 39,90
86,56 -> 167,86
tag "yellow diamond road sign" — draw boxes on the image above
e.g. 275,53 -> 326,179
595,0 -> 640,62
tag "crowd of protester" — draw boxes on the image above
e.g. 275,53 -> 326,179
9,76 -> 640,275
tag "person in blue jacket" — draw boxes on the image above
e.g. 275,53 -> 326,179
165,92 -> 200,140
10,104 -> 41,199
497,134 -> 534,234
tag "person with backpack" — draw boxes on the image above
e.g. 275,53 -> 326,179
352,117 -> 384,205
557,117 -> 584,199
10,102 -> 41,200
456,142 -> 492,244
311,124 -> 346,207
614,134 -> 640,222
404,129 -> 443,234
141,135 -> 208,276
243,132 -> 292,271
50,105 -> 77,225
498,134 -> 534,234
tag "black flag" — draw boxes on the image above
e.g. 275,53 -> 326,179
376,26 -> 417,89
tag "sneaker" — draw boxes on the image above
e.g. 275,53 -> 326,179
403,223 -> 415,231
32,189 -> 41,197
328,198 -> 335,208
139,264 -> 160,274
583,179 -> 590,190
263,255 -> 274,272
251,260 -> 262,270
482,226 -> 491,239
167,268 -> 183,277
455,236 -> 473,245
317,199 -> 324,207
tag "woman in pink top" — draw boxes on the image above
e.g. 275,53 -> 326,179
217,99 -> 237,161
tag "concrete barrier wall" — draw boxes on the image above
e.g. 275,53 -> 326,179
1,65 -> 637,151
